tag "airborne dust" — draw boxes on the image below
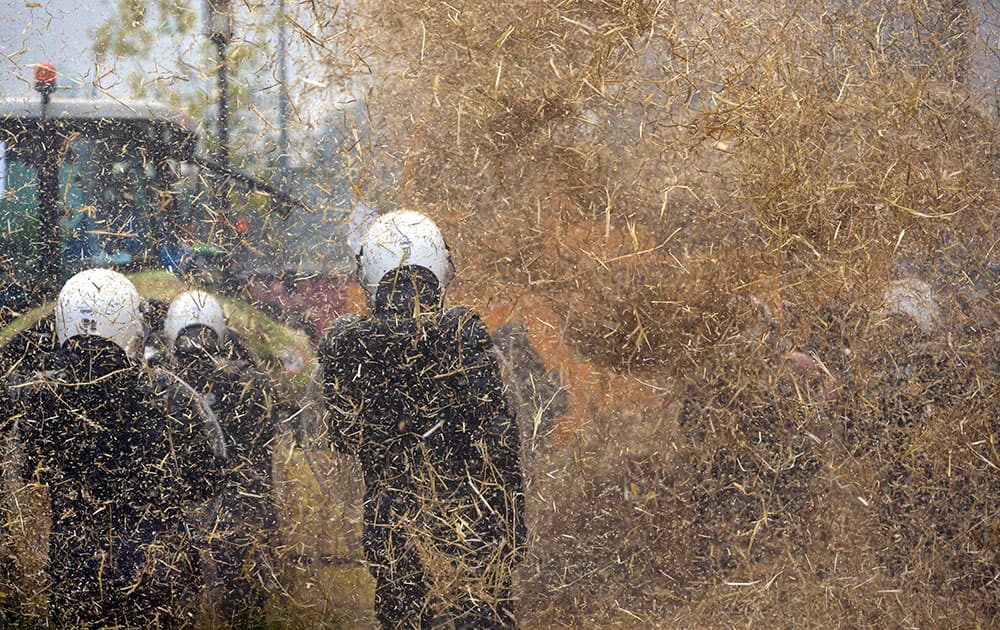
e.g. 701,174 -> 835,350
2,0 -> 1000,628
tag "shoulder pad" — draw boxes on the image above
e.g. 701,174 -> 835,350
0,315 -> 59,374
320,314 -> 369,354
441,306 -> 494,352
439,305 -> 472,332
5,369 -> 58,403
325,313 -> 367,336
146,366 -> 227,459
140,364 -> 180,394
144,366 -> 201,406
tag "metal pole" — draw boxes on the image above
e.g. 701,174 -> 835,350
277,0 -> 289,189
207,0 -> 232,212
215,36 -> 230,169
38,84 -> 58,285
34,63 -> 60,291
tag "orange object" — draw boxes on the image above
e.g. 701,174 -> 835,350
234,215 -> 250,234
34,62 -> 56,91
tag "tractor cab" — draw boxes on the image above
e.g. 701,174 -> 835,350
0,97 -> 199,309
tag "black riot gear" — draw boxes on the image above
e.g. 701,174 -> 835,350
321,263 -> 526,629
5,335 -> 226,627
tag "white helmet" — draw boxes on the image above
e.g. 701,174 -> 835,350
357,210 -> 454,302
164,289 -> 228,348
55,268 -> 144,357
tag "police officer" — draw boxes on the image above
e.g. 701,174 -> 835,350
5,269 -> 226,627
320,211 -> 526,628
163,289 -> 278,626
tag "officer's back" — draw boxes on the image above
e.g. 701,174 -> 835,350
324,267 -> 508,490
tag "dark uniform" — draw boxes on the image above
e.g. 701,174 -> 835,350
0,316 -> 60,621
320,266 -> 526,629
169,327 -> 278,626
5,337 -> 226,627
0,382 -> 20,623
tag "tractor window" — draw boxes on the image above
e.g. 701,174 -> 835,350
164,158 -> 211,243
59,135 -> 156,273
0,141 -> 41,282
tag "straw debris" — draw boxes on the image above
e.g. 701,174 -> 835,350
298,0 -> 1000,624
